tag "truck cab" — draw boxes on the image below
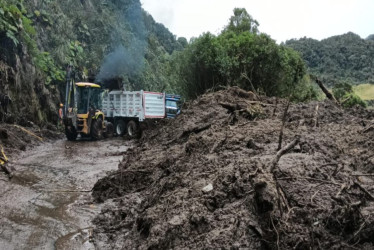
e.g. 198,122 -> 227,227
165,94 -> 181,118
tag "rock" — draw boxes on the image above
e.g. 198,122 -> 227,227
202,183 -> 213,193
168,214 -> 187,226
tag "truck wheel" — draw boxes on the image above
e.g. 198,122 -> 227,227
115,120 -> 126,136
91,117 -> 103,140
104,122 -> 114,138
65,127 -> 77,141
127,120 -> 140,139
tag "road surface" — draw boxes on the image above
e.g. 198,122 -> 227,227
0,138 -> 128,250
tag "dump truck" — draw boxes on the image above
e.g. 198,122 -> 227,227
101,90 -> 167,138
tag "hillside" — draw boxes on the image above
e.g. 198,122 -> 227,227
0,0 -> 183,125
285,32 -> 374,86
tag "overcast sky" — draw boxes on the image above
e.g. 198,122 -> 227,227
140,0 -> 374,43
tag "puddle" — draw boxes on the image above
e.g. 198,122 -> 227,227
0,137 -> 129,249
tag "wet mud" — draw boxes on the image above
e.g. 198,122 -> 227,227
92,87 -> 374,249
0,138 -> 129,250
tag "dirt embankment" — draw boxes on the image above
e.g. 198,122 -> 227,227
92,87 -> 374,249
0,122 -> 63,162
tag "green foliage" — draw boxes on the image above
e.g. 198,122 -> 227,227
35,52 -> 65,85
332,82 -> 367,108
19,0 -> 183,90
341,93 -> 367,108
0,0 -> 65,85
286,32 -> 374,85
332,82 -> 352,100
366,34 -> 374,41
170,9 -> 313,101
0,2 -> 23,46
224,8 -> 259,34
290,75 -> 322,102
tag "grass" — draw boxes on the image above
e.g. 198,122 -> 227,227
353,83 -> 374,100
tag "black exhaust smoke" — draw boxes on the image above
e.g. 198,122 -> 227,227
95,1 -> 147,89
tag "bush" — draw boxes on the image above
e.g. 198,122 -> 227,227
332,82 -> 367,108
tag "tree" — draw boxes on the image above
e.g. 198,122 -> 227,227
367,34 -> 374,41
286,32 -> 374,85
332,82 -> 367,108
224,8 -> 259,34
177,37 -> 188,48
171,24 -> 312,100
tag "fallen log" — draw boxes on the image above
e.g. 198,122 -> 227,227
219,102 -> 244,112
315,78 -> 338,103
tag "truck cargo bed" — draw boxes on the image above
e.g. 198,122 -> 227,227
102,90 -> 165,121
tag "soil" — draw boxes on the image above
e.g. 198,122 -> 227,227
0,123 -> 63,157
92,87 -> 374,249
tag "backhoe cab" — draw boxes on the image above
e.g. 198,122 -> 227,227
63,72 -> 113,141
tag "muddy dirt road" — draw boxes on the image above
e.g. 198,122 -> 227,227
0,138 -> 128,250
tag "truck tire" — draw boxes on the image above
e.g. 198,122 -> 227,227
127,120 -> 140,139
65,127 -> 77,141
115,120 -> 126,136
91,117 -> 103,140
104,122 -> 114,138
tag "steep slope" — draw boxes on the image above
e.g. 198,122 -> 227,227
0,0 -> 183,125
23,0 -> 184,90
286,32 -> 374,85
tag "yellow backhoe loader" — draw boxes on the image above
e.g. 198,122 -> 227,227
63,66 -> 113,141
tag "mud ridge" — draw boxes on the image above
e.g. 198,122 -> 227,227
92,87 -> 374,249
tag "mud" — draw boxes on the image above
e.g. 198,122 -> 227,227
92,87 -> 374,249
0,123 -> 62,157
0,137 -> 130,250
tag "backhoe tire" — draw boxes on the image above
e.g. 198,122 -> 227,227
65,127 -> 77,141
115,120 -> 126,136
127,120 -> 140,139
104,122 -> 114,138
91,117 -> 103,140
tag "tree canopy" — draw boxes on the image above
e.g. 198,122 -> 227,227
285,32 -> 374,86
170,9 -> 317,101
224,8 -> 259,34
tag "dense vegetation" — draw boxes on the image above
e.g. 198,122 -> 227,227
1,2 -> 319,105
332,82 -> 367,108
285,32 -> 374,86
1,0 -> 184,89
168,8 -> 318,101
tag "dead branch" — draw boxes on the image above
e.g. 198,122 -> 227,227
278,101 -> 290,151
180,123 -> 211,138
354,181 -> 374,201
271,137 -> 300,172
240,73 -> 260,100
245,101 -> 275,107
351,173 -> 374,177
219,102 -> 243,112
272,98 -> 278,117
310,190 -> 320,204
313,104 -> 319,127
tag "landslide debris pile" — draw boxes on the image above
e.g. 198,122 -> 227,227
92,87 -> 374,249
